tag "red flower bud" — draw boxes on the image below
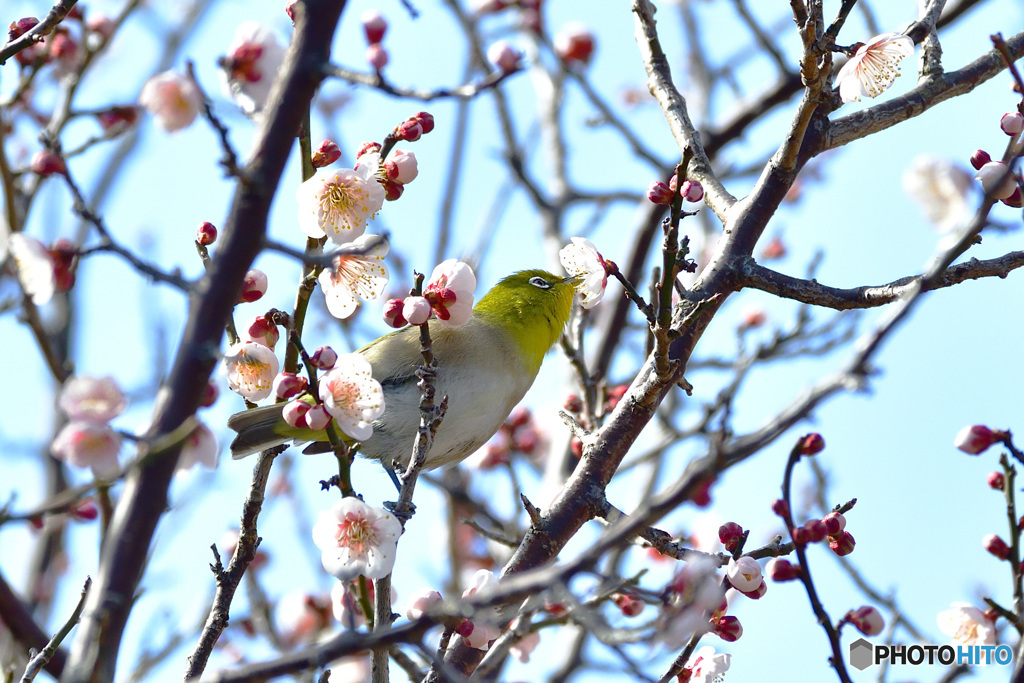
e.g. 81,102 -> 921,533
829,531 -> 856,557
718,522 -> 744,552
984,533 -> 1011,561
799,433 -> 825,456
766,558 -> 801,582
771,498 -> 790,518
988,471 -> 1006,491
311,140 -> 341,168
713,615 -> 743,642
970,149 -> 992,170
196,221 -> 217,246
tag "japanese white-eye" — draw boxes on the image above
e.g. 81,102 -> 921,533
228,269 -> 577,469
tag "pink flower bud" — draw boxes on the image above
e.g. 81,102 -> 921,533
975,161 -> 1018,199
395,120 -> 422,142
366,43 -> 388,71
309,346 -> 338,369
96,105 -> 139,132
984,533 -> 1011,560
829,531 -> 856,557
311,140 -> 341,168
691,478 -> 713,507
196,221 -> 217,246
403,295 -> 432,325
239,269 -> 268,303
766,558 -> 801,582
361,10 -> 388,45
771,498 -> 790,518
405,588 -> 443,620
563,394 -> 583,413
553,23 -> 595,65
615,594 -> 644,617
822,512 -> 846,536
304,405 -> 330,430
760,236 -> 787,260
799,433 -> 825,456
792,526 -> 810,545
31,150 -> 66,177
1000,112 -> 1024,136
357,141 -> 382,158
273,372 -> 308,400
954,425 -> 996,455
383,298 -> 407,328
714,615 -> 743,642
680,179 -> 704,202
487,40 -> 521,73
411,112 -> 435,134
386,149 -> 418,184
718,522 -> 744,552
647,180 -> 674,205
846,606 -> 885,636
282,400 -> 311,428
988,471 -> 1006,491
201,380 -> 219,407
803,519 -> 827,543
9,17 -> 39,39
246,315 -> 279,349
970,149 -> 992,170
70,498 -> 99,521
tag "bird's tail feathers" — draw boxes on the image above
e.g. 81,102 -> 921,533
228,404 -> 291,459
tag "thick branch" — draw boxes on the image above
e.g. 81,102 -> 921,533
59,3 -> 347,681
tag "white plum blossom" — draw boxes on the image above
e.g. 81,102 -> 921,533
221,22 -> 286,115
726,556 -> 761,592
423,260 -> 477,327
559,236 -> 609,309
834,33 -> 914,103
902,156 -> 973,232
318,235 -> 390,319
176,422 -> 218,472
58,376 -> 125,423
402,296 -> 432,325
937,603 -> 997,646
311,497 -> 402,581
222,340 -> 279,401
3,233 -> 56,305
51,421 -> 122,477
510,631 -> 540,662
138,71 -> 202,132
318,354 -> 385,441
460,569 -> 502,650
297,166 -> 385,245
660,557 -> 725,649
388,150 -> 419,184
686,645 -> 731,683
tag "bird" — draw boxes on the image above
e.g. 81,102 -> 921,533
227,269 -> 578,469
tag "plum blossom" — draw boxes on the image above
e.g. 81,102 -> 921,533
685,645 -> 731,683
834,33 -> 914,103
318,354 -> 385,441
487,41 -> 521,73
661,557 -> 725,648
845,606 -> 885,636
553,22 -> 595,65
3,233 -> 56,305
902,156 -> 973,232
726,557 -> 761,592
423,260 -> 477,327
460,570 -> 502,650
297,166 -> 385,245
386,150 -> 419,185
58,376 -> 126,422
318,235 -> 389,319
937,603 -> 997,646
222,340 -> 279,401
559,237 -> 609,309
177,422 -> 218,472
274,590 -> 330,647
311,497 -> 402,581
51,421 -> 122,477
221,22 -> 285,114
138,71 -> 202,132
510,631 -> 540,662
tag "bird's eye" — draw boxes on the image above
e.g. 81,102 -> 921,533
528,276 -> 552,289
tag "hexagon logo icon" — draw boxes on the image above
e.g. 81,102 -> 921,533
849,638 -> 874,671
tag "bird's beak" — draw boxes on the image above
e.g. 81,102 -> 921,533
561,273 -> 584,285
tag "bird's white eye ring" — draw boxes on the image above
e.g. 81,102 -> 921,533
528,276 -> 552,289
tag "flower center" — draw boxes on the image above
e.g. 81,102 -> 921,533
336,512 -> 375,553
